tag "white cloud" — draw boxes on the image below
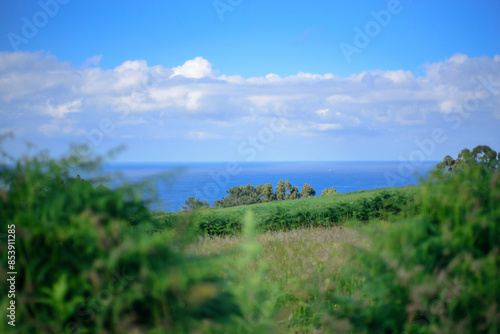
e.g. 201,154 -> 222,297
316,123 -> 343,131
290,72 -> 334,81
1,51 -> 499,144
83,55 -> 103,67
327,94 -> 355,104
265,73 -> 281,82
42,99 -> 82,118
247,95 -> 285,108
148,86 -> 205,111
38,119 -> 80,137
439,100 -> 455,113
448,53 -> 468,64
170,57 -> 213,79
217,74 -> 245,83
315,108 -> 329,116
382,70 -> 414,83
187,131 -> 221,140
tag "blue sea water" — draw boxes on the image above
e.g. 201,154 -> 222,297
90,161 -> 437,212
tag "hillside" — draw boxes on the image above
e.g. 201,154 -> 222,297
152,185 -> 422,235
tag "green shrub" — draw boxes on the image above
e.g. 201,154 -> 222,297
198,214 -> 242,236
253,190 -> 418,233
326,161 -> 500,333
0,155 -> 244,333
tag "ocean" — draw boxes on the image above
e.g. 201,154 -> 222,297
89,161 -> 437,212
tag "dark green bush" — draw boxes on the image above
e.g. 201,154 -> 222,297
150,211 -> 180,231
327,161 -> 500,333
255,190 -> 418,233
0,155 -> 243,333
198,214 -> 241,236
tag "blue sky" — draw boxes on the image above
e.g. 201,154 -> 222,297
0,0 -> 499,162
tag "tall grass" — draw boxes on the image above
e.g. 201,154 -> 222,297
187,222 -> 380,332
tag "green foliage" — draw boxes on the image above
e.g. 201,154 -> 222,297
327,159 -> 500,333
214,183 -> 263,207
284,180 -> 301,200
182,188 -> 419,236
300,183 -> 316,198
9,143 -> 497,333
262,183 -> 275,202
213,180 -> 312,208
182,196 -> 209,211
0,154 -> 244,333
275,180 -> 286,201
260,189 -> 416,231
321,187 -> 339,196
437,144 -> 498,172
198,214 -> 241,236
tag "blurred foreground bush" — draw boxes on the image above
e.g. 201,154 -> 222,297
0,155 -> 243,333
327,157 -> 500,333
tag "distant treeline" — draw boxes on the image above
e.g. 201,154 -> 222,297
437,144 -> 499,171
184,181 -> 339,210
184,144 -> 500,212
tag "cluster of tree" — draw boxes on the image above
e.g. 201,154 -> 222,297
213,180 -> 317,208
321,187 -> 339,196
436,145 -> 499,171
183,180 -> 341,210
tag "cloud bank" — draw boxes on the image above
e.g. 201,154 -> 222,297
0,51 -> 499,160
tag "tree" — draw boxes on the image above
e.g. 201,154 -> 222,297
321,187 -> 338,196
275,180 -> 285,201
282,180 -> 294,200
436,155 -> 455,171
278,180 -> 300,200
214,184 -> 262,207
436,145 -> 498,172
471,145 -> 497,165
256,184 -> 265,200
286,185 -> 301,200
262,183 -> 275,202
300,183 -> 316,198
284,180 -> 292,192
182,196 -> 209,211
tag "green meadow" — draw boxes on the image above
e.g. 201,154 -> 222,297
152,185 -> 420,235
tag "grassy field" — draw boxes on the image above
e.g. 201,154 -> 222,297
148,186 -> 424,332
206,186 -> 419,218
187,223 -> 379,332
152,185 -> 422,235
